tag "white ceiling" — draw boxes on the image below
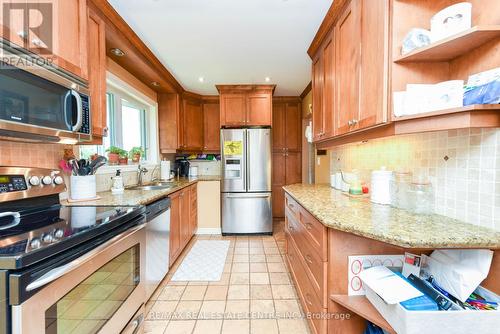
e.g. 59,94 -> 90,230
108,0 -> 332,96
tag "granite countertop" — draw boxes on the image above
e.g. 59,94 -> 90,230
283,184 -> 500,249
63,176 -> 221,207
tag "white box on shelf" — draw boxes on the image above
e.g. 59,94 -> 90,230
430,2 -> 472,42
393,91 -> 407,117
365,285 -> 500,334
403,80 -> 464,115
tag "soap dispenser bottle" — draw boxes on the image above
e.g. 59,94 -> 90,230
111,169 -> 124,194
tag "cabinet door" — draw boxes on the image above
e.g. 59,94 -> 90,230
272,152 -> 286,186
335,0 -> 361,135
183,100 -> 204,150
272,185 -> 285,218
312,54 -> 324,141
272,102 -> 285,151
87,9 -> 107,140
179,189 -> 191,248
0,0 -> 27,47
203,102 -> 221,151
220,94 -> 246,126
189,185 -> 198,236
247,93 -> 272,126
285,152 -> 302,185
284,103 -> 301,152
169,192 -> 181,265
322,32 -> 336,139
159,94 -> 181,153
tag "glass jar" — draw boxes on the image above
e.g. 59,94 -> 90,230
407,182 -> 435,215
390,172 -> 412,209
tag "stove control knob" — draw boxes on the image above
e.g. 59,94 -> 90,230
42,176 -> 52,185
54,229 -> 64,239
42,233 -> 54,244
30,238 -> 41,249
54,176 -> 64,185
29,176 -> 40,186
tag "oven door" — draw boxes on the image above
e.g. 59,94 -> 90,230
10,222 -> 146,334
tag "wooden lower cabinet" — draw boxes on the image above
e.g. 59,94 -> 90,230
169,184 -> 198,266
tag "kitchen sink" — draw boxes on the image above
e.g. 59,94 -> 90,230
128,182 -> 175,191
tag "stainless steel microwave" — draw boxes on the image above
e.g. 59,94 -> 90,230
0,39 -> 91,143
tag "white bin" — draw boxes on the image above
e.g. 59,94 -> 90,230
70,175 -> 97,200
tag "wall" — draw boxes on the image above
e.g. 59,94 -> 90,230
329,128 -> 500,230
0,141 -> 72,169
197,181 -> 221,234
107,58 -> 158,102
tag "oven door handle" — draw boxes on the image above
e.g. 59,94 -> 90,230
0,212 -> 21,230
70,90 -> 84,132
25,223 -> 146,292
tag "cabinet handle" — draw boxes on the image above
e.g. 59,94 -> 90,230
305,254 -> 313,264
348,120 -> 353,126
32,38 -> 43,47
102,127 -> 109,137
17,31 -> 27,39
288,224 -> 294,231
352,119 -> 359,125
305,223 -> 313,230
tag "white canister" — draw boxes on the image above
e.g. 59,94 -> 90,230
370,169 -> 393,205
70,175 -> 97,200
160,160 -> 171,180
189,166 -> 199,177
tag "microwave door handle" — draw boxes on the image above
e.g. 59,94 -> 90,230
63,91 -> 73,130
25,223 -> 146,292
0,212 -> 21,230
70,90 -> 83,132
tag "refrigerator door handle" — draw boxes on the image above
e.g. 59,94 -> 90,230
226,194 -> 271,199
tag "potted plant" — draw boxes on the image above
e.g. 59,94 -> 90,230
129,147 -> 144,163
106,146 -> 122,165
118,149 -> 129,165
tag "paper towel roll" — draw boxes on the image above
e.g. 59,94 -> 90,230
161,160 -> 171,180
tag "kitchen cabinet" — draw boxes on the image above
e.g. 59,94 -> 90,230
272,98 -> 302,218
182,98 -> 204,151
203,100 -> 221,151
179,187 -> 191,247
169,191 -> 181,266
159,94 -> 182,153
87,8 -> 107,141
312,54 -> 324,141
217,85 -> 275,127
1,0 -> 89,80
189,184 -> 198,236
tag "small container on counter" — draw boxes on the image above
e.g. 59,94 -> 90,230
70,175 -> 97,200
390,171 -> 412,210
370,168 -> 393,205
407,181 -> 435,215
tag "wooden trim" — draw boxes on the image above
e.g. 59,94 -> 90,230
300,82 -> 312,99
315,123 -> 395,149
273,96 -> 302,104
307,0 -> 349,58
216,84 -> 276,94
106,58 -> 158,102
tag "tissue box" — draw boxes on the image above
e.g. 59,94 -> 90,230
430,3 -> 472,42
365,285 -> 500,334
403,80 -> 464,115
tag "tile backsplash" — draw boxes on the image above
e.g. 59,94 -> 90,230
329,128 -> 500,231
0,141 -> 70,168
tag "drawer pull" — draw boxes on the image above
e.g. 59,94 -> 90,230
305,254 -> 313,264
305,223 -> 313,230
305,293 -> 313,306
288,224 -> 294,230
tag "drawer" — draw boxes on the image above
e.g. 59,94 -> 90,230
286,211 -> 327,306
286,233 -> 327,334
299,208 -> 328,260
285,194 -> 300,220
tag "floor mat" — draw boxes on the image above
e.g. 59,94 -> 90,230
171,240 -> 230,281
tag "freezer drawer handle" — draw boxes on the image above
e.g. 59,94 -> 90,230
25,223 -> 146,292
226,194 -> 270,199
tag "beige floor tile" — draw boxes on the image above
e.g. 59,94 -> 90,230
250,263 -> 268,273
227,285 -> 250,300
209,273 -> 230,286
249,247 -> 265,255
198,300 -> 226,320
167,280 -> 188,286
223,263 -> 232,273
250,284 -> 273,299
267,262 -> 287,273
277,319 -> 310,334
173,301 -> 202,320
264,248 -> 281,255
271,285 -> 297,300
225,300 -> 250,319
249,255 -> 266,263
157,286 -> 185,301
144,320 -> 168,334
188,281 -> 209,286
181,285 -> 207,301
204,285 -> 228,301
233,254 -> 250,263
222,319 -> 250,334
232,262 -> 250,273
250,319 -> 279,334
230,273 -> 250,284
274,300 -> 302,318
250,299 -> 275,319
147,301 -> 178,321
250,272 -> 270,285
192,320 -> 223,334
163,320 -> 195,334
269,273 -> 291,285
234,248 -> 249,255
266,255 -> 284,263
249,240 -> 263,247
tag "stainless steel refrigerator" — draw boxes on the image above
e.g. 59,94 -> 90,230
221,128 -> 272,235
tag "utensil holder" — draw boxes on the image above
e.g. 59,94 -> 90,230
70,175 -> 97,200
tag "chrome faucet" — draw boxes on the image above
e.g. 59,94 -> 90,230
151,165 -> 160,183
137,165 -> 148,186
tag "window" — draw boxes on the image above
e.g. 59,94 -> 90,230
79,82 -> 157,165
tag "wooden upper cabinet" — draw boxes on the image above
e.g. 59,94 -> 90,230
87,8 -> 107,140
183,98 -> 204,150
247,93 -> 272,126
203,101 -> 221,151
217,85 -> 275,127
220,94 -> 247,126
272,102 -> 286,151
284,102 -> 301,152
312,54 -> 324,141
322,32 -> 335,139
1,0 -> 89,80
159,94 -> 181,153
335,0 -> 361,136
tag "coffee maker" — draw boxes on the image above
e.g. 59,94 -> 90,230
174,158 -> 190,177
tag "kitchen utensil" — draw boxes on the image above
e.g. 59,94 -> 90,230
89,156 -> 107,174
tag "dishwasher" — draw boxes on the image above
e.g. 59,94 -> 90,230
145,197 -> 171,300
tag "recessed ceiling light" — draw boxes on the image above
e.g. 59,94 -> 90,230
110,48 -> 125,57
151,82 -> 160,87
265,77 -> 271,82
198,77 -> 205,83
